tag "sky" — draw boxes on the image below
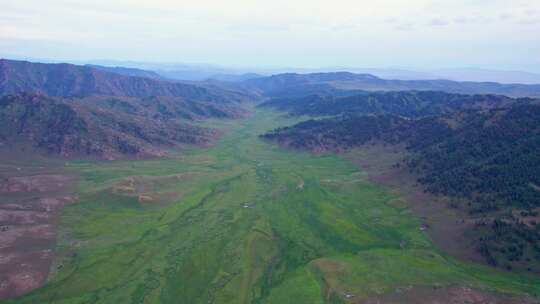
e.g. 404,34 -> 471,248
1,0 -> 540,71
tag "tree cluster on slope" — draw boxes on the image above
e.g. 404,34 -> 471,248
262,98 -> 540,272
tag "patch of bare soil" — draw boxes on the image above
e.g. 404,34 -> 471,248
361,285 -> 539,304
310,258 -> 350,302
0,169 -> 78,300
0,174 -> 75,194
110,173 -> 193,206
347,145 -> 485,264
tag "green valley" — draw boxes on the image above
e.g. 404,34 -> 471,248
6,107 -> 539,304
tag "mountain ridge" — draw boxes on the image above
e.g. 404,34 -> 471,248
260,90 -> 525,118
245,71 -> 540,98
0,93 -> 246,159
0,59 -> 249,102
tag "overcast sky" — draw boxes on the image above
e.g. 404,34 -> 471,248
1,0 -> 540,71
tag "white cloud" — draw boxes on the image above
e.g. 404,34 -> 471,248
1,0 -> 539,69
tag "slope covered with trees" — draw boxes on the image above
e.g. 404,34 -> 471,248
262,98 -> 540,272
260,90 -> 525,117
262,102 -> 540,210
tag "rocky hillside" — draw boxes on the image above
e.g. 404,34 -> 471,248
0,59 -> 249,102
0,93 -> 242,159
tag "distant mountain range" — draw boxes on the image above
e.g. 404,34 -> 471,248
426,68 -> 540,85
4,56 -> 540,84
86,64 -> 164,80
328,68 -> 540,85
244,72 -> 540,98
3,58 -> 540,159
207,73 -> 263,82
0,59 -> 249,102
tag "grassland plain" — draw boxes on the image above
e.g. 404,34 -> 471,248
6,107 -> 540,304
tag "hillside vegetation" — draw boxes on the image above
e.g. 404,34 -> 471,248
2,61 -> 540,302
262,95 -> 540,272
260,90 -> 523,117
0,60 -> 253,159
0,93 -> 243,159
6,110 -> 539,304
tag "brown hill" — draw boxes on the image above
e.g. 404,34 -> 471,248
0,59 -> 248,102
0,93 -> 245,159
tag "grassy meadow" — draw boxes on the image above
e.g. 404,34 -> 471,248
8,107 -> 540,304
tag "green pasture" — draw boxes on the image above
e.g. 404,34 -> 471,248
9,108 -> 540,304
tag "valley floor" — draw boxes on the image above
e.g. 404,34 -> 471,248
2,107 -> 540,304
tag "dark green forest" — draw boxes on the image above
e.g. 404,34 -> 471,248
262,95 -> 540,272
